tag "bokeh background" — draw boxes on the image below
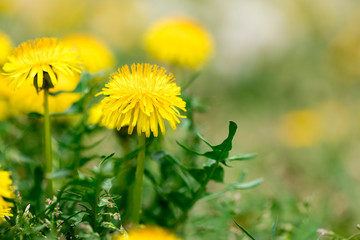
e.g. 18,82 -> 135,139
1,0 -> 360,238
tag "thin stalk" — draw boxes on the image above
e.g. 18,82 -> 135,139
44,87 -> 53,196
130,134 -> 146,226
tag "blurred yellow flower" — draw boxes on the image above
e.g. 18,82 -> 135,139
7,84 -> 81,116
0,74 -> 12,99
87,102 -> 103,125
279,110 -> 323,147
3,37 -> 81,90
0,31 -> 12,66
113,226 -> 181,240
62,34 -> 114,73
97,63 -> 186,137
0,165 -> 15,221
0,197 -> 13,221
51,73 -> 81,92
0,99 -> 9,121
48,92 -> 81,114
145,18 -> 213,68
330,11 -> 360,78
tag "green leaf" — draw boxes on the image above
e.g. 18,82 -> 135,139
98,153 -> 115,167
188,168 -> 207,184
102,178 -> 113,192
167,191 -> 193,211
101,221 -> 119,230
225,153 -> 257,163
200,178 -> 263,201
271,218 -> 278,240
28,112 -> 43,117
209,165 -> 224,183
48,169 -> 72,179
177,121 -> 238,164
234,220 -> 256,240
230,178 -> 263,190
151,151 -> 186,170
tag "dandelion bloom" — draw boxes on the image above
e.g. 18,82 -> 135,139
8,85 -> 81,115
0,31 -> 12,65
0,166 -> 15,221
113,226 -> 181,240
279,110 -> 322,147
62,34 -> 115,73
97,63 -> 186,137
145,18 -> 213,68
87,102 -> 104,125
3,37 -> 81,90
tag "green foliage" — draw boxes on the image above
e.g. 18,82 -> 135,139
0,71 -> 260,239
143,121 -> 261,229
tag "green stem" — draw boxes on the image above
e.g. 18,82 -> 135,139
130,135 -> 146,226
44,88 -> 53,197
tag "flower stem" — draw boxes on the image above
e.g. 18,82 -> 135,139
130,134 -> 146,226
44,87 -> 53,196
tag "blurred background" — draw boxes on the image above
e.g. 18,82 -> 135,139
1,0 -> 360,238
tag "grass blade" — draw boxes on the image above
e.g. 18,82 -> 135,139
234,219 -> 256,240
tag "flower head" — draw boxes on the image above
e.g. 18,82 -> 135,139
145,17 -> 213,68
62,34 -> 115,73
0,165 -> 15,221
87,102 -> 104,125
3,37 -> 81,90
7,84 -> 81,116
0,31 -> 12,66
97,63 -> 186,137
113,226 -> 181,240
279,110 -> 322,147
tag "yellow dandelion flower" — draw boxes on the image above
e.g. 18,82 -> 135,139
0,99 -> 9,121
87,102 -> 104,125
0,165 -> 15,221
0,31 -> 12,66
50,72 -> 81,92
7,84 -> 81,116
62,34 -> 115,73
0,169 -> 14,199
0,74 -> 13,99
145,17 -> 213,68
113,226 -> 181,240
279,110 -> 323,148
3,37 -> 81,90
0,200 -> 13,220
97,63 -> 186,137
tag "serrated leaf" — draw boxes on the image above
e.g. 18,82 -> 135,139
209,165 -> 224,183
177,121 -> 238,164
